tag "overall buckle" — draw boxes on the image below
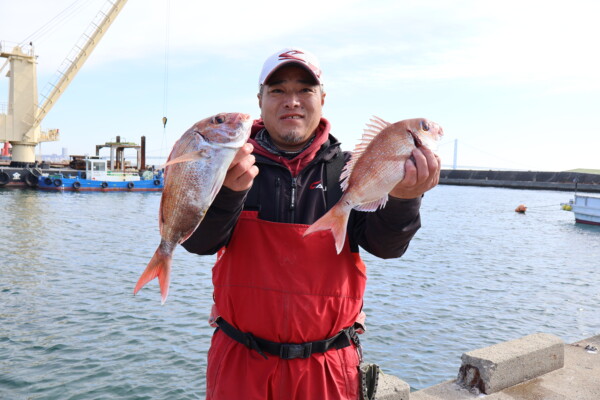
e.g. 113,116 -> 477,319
279,343 -> 312,359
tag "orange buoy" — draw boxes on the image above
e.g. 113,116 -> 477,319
515,204 -> 527,213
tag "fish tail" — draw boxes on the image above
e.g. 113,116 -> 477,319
303,204 -> 350,254
134,245 -> 172,305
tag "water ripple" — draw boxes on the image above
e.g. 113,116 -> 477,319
1,187 -> 599,397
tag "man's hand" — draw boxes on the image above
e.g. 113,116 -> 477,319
223,143 -> 259,191
389,146 -> 441,199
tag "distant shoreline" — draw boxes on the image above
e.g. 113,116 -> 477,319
439,169 -> 600,193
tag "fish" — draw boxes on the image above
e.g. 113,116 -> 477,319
303,116 -> 443,254
134,112 -> 252,304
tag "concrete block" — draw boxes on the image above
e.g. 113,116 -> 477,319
456,333 -> 564,394
376,370 -> 411,400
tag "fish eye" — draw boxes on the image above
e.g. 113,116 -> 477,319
213,115 -> 226,124
420,120 -> 430,131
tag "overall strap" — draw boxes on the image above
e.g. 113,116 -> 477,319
215,317 -> 360,360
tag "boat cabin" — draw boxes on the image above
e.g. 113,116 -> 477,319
85,158 -> 140,182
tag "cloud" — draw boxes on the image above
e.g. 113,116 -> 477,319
3,0 -> 599,172
7,0 -> 598,92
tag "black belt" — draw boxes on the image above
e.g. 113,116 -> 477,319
215,317 -> 360,360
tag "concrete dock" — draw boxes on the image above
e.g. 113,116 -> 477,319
377,334 -> 600,400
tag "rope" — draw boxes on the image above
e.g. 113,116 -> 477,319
526,204 -> 566,209
20,0 -> 96,47
511,203 -> 569,214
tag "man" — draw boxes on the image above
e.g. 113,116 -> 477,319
182,48 -> 440,399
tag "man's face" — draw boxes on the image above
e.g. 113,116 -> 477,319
258,64 -> 325,151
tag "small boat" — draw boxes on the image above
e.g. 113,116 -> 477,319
562,194 -> 600,226
37,158 -> 163,192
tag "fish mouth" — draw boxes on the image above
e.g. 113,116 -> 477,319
408,129 -> 423,148
192,129 -> 207,140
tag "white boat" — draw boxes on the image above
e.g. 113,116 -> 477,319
564,194 -> 600,226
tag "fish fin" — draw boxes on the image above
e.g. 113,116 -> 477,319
176,167 -> 225,244
172,163 -> 225,246
304,203 -> 350,254
134,244 -> 173,305
340,116 -> 391,192
354,196 -> 389,212
162,149 -> 209,168
208,169 -> 228,207
369,116 -> 391,130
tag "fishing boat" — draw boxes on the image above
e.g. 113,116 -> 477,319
562,194 -> 600,226
37,157 -> 163,192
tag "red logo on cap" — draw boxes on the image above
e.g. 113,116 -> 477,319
278,50 -> 306,61
278,50 -> 321,79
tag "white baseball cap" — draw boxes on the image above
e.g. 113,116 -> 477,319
258,47 -> 323,86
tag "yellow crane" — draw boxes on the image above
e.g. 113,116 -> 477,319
0,0 -> 129,166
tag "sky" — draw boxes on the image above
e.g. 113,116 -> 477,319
1,0 -> 599,171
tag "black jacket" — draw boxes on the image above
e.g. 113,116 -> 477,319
182,131 -> 422,259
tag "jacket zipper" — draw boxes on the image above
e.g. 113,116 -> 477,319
274,177 -> 281,218
255,147 -> 343,224
289,176 -> 297,223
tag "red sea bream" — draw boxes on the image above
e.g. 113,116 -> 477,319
134,113 -> 252,304
304,116 -> 443,254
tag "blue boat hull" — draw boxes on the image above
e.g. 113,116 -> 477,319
37,176 -> 163,192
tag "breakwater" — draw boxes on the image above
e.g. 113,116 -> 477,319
440,169 -> 600,193
378,334 -> 600,399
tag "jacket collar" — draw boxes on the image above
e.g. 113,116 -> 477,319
249,118 -> 336,176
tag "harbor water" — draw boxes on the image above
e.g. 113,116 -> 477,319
1,185 -> 599,399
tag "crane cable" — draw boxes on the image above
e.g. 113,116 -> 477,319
20,0 -> 95,47
159,0 -> 171,165
162,0 -> 170,130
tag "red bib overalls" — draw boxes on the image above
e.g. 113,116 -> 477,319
206,211 -> 367,400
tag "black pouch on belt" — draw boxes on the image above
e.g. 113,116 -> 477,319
359,363 -> 380,400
